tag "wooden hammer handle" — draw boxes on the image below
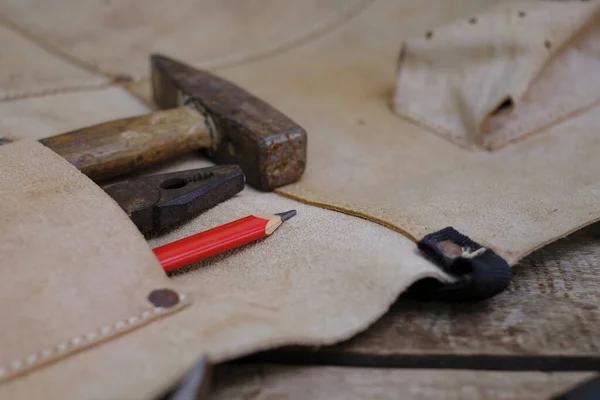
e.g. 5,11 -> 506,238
39,106 -> 212,181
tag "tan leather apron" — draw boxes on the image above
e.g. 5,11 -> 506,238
1,1 -> 599,398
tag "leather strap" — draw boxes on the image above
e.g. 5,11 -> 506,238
414,227 -> 513,302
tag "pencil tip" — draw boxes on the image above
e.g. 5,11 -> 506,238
275,210 -> 297,222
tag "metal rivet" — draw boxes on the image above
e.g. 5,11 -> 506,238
148,289 -> 180,308
436,240 -> 463,259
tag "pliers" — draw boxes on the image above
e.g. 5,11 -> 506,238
103,165 -> 245,235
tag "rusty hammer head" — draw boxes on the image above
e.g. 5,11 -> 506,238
150,54 -> 307,191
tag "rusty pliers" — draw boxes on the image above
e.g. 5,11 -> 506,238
103,165 -> 245,234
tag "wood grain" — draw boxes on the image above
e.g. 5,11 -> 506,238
245,223 -> 600,370
39,105 -> 210,181
211,365 -> 597,400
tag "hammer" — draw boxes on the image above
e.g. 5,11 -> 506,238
37,55 -> 307,191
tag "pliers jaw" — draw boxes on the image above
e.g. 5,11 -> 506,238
104,165 -> 245,234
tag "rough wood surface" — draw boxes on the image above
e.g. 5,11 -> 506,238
246,223 -> 600,370
39,105 -> 210,181
211,365 -> 597,400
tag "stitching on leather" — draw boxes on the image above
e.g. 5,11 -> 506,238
0,15 -> 113,101
121,79 -> 155,109
275,186 -> 428,241
0,80 -> 112,102
0,15 -> 106,77
0,0 -> 374,83
170,0 -> 375,79
0,292 -> 188,385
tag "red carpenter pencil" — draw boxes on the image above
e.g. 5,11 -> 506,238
153,210 -> 297,273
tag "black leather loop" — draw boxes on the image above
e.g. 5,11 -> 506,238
415,227 -> 513,302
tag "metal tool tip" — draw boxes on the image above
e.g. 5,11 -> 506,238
276,210 -> 297,222
150,54 -> 179,70
150,53 -> 168,63
158,356 -> 212,399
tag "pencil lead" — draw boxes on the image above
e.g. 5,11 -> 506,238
275,210 -> 297,222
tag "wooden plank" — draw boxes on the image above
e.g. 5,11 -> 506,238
244,223 -> 600,370
211,365 -> 597,400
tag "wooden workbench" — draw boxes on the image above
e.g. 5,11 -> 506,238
211,222 -> 600,399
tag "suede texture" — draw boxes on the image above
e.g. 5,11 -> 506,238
0,143 -> 446,400
393,1 -> 600,150
1,0 -> 599,398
